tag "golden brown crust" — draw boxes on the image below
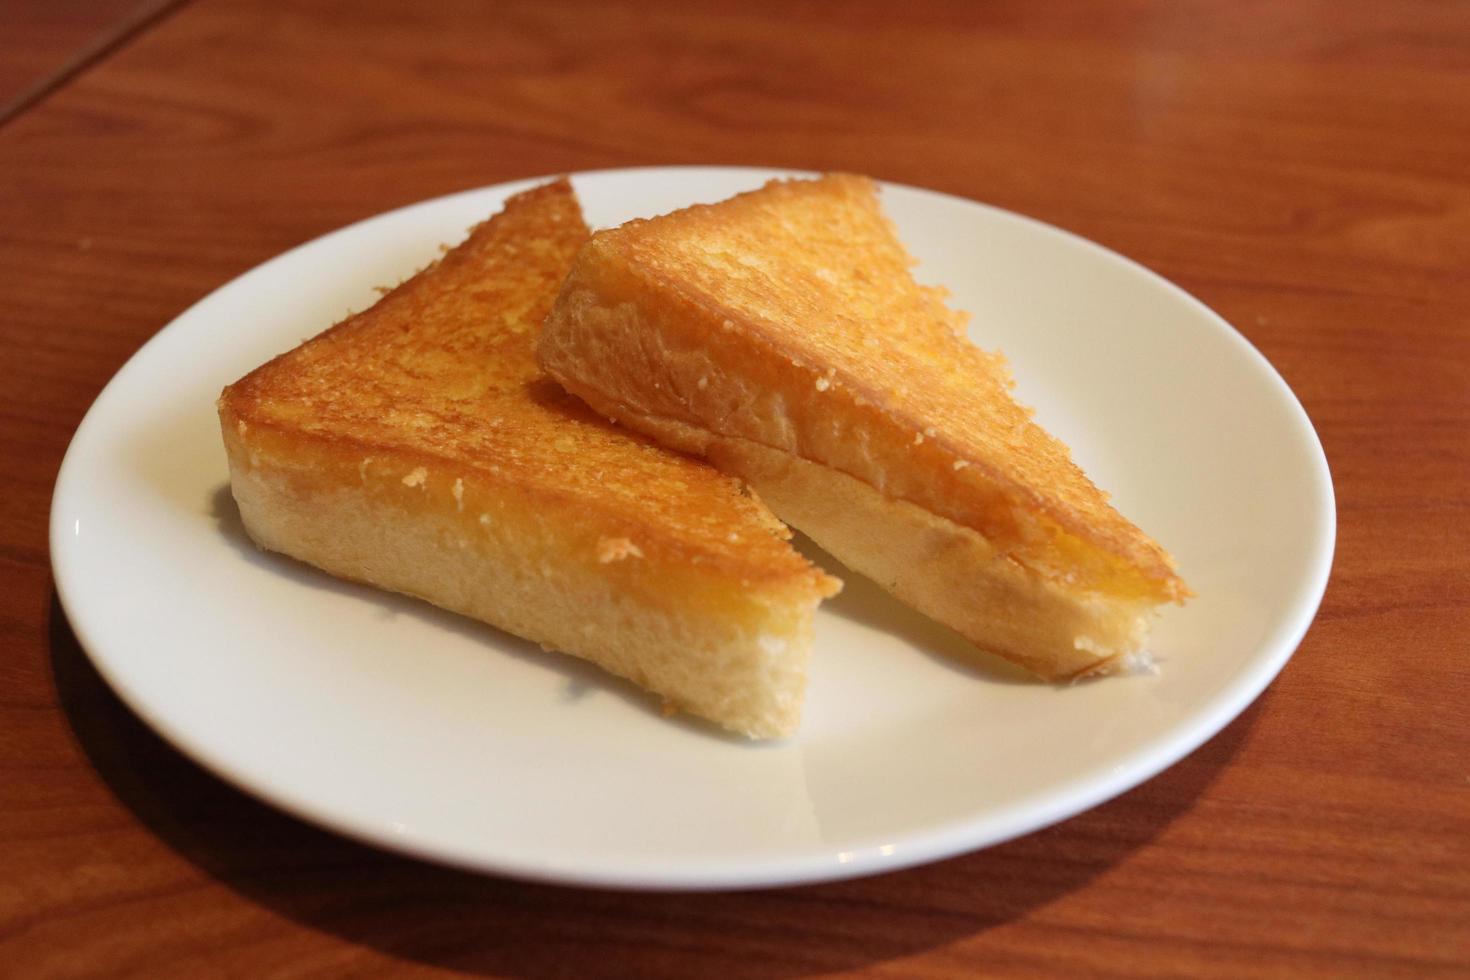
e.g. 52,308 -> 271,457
220,179 -> 836,601
540,174 -> 1189,604
217,179 -> 841,737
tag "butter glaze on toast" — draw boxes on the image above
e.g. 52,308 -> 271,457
219,179 -> 838,739
539,174 -> 1189,679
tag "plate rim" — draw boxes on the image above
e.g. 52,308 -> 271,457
49,165 -> 1336,890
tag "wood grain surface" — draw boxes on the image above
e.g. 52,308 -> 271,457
3,0 -> 1468,976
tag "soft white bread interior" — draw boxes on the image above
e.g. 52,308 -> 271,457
219,179 -> 838,738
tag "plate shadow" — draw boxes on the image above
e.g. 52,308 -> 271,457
49,589 -> 1261,978
790,531 -> 1034,685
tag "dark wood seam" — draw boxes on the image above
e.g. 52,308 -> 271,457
0,0 -> 194,129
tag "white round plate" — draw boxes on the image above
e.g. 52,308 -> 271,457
50,167 -> 1334,890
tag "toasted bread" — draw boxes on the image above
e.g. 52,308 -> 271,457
539,174 -> 1189,679
218,179 -> 839,738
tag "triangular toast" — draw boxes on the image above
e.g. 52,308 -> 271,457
219,179 -> 838,738
539,174 -> 1188,678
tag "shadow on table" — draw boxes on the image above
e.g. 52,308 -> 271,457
50,593 -> 1260,979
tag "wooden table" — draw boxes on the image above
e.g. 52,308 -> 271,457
4,1 -> 1467,975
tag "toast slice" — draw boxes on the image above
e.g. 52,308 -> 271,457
218,179 -> 839,739
538,174 -> 1189,679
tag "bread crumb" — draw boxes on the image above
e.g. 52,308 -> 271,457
236,420 -> 248,436
359,458 -> 373,482
953,460 -> 969,471
924,426 -> 938,438
815,376 -> 831,392
402,467 -> 428,488
697,376 -> 709,390
478,513 -> 492,527
1115,650 -> 1160,675
913,432 -> 924,445
727,532 -> 740,543
1072,643 -> 1159,680
452,477 -> 464,511
597,536 -> 644,563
